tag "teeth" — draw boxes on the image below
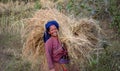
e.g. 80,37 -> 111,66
54,32 -> 57,34
53,32 -> 57,35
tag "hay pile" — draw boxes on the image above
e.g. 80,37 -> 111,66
22,9 -> 103,71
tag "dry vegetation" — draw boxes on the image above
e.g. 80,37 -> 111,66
0,0 -> 120,71
22,8 -> 104,71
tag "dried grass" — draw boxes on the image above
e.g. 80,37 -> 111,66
22,9 -> 103,71
0,1 -> 34,15
40,0 -> 55,8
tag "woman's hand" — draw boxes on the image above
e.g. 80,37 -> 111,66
50,68 -> 55,71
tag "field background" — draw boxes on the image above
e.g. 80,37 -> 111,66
0,0 -> 120,71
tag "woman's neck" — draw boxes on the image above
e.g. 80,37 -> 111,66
51,36 -> 58,39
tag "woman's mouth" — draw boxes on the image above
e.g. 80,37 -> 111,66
52,32 -> 58,36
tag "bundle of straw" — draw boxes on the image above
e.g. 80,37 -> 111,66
22,9 -> 102,71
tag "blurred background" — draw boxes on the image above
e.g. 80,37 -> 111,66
0,0 -> 120,71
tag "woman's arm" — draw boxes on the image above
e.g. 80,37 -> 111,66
45,41 -> 54,70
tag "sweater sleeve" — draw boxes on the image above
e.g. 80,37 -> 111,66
45,41 -> 54,70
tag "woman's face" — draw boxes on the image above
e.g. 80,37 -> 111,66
48,25 -> 58,37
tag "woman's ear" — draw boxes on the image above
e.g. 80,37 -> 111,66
48,31 -> 51,35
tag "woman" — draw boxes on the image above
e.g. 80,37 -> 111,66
43,20 -> 69,71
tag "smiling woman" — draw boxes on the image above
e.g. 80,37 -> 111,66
48,25 -> 58,37
43,20 -> 69,71
43,20 -> 59,43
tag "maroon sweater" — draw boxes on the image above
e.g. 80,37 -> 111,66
45,37 -> 64,69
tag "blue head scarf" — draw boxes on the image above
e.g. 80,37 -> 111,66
43,20 -> 59,43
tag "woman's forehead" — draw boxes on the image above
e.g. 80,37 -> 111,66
49,25 -> 57,29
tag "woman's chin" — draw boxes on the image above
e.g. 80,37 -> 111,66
53,35 -> 58,37
52,34 -> 58,37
